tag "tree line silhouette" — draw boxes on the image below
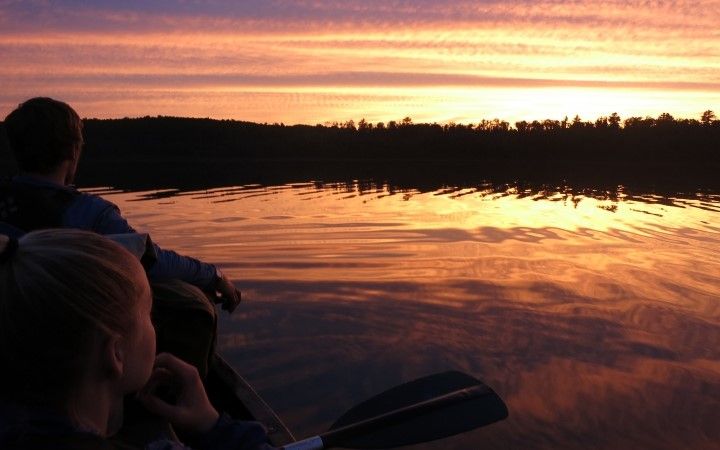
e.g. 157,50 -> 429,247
1,111 -> 718,169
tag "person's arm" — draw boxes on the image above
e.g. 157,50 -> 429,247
66,196 -> 241,311
138,354 -> 276,450
92,201 -> 217,284
66,195 -> 218,286
146,245 -> 217,290
148,247 -> 242,313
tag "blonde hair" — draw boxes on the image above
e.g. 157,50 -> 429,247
0,229 -> 145,405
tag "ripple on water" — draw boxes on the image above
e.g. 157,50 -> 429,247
100,181 -> 720,450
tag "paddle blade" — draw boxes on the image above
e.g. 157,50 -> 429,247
325,371 -> 508,449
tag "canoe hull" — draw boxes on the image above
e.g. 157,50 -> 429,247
206,354 -> 296,446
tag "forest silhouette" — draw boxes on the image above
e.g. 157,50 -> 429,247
1,110 -> 717,163
1,111 -> 719,194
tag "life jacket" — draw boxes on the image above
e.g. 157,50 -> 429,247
0,178 -> 79,232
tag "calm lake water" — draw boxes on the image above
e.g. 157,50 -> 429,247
94,178 -> 720,450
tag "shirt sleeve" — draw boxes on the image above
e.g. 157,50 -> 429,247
64,194 -> 218,290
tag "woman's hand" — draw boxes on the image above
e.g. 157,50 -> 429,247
137,353 -> 220,434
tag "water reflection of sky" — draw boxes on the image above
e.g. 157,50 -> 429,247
99,182 -> 720,449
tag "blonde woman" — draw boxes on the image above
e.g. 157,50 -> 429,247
0,230 -> 272,449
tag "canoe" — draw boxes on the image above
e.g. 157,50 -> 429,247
206,354 -> 296,447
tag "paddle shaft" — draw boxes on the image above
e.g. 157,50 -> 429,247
282,384 -> 493,450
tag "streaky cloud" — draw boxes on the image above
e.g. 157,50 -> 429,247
0,0 -> 718,122
0,1 -> 717,34
3,71 -> 720,92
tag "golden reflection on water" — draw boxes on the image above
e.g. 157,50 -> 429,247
100,182 -> 720,449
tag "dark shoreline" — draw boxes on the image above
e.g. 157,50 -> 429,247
3,115 -> 720,163
2,115 -> 719,197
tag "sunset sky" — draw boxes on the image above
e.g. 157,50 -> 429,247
1,0 -> 719,125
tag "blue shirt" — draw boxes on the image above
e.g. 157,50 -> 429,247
10,175 -> 217,290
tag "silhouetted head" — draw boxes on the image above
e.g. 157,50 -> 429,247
3,97 -> 83,181
0,229 -> 155,428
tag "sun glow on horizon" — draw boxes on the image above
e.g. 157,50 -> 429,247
30,85 -> 714,127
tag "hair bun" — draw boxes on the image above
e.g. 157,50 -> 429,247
0,235 -> 19,263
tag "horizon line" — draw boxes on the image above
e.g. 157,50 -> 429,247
69,110 -> 716,127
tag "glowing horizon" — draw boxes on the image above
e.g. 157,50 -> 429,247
1,1 -> 719,124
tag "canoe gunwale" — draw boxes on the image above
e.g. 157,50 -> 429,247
208,353 -> 296,446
